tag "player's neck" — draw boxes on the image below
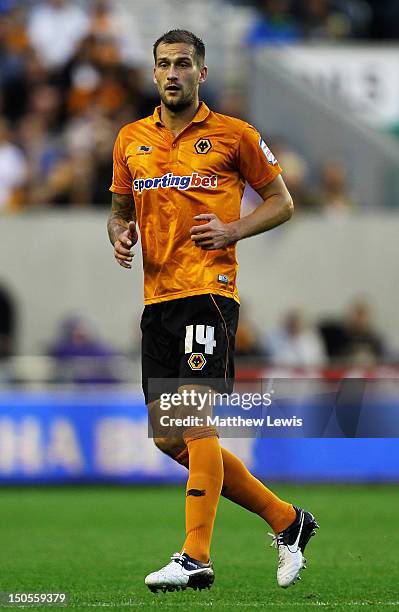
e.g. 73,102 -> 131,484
160,99 -> 200,137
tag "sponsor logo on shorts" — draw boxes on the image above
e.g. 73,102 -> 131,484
259,137 -> 278,165
133,172 -> 218,194
188,353 -> 207,371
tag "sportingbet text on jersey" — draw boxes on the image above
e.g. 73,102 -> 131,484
134,172 -> 218,194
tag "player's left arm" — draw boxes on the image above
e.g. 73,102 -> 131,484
190,175 -> 293,250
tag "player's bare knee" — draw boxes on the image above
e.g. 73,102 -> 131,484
153,436 -> 186,459
183,426 -> 218,443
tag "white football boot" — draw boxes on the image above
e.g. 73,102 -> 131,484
269,506 -> 319,588
145,552 -> 214,593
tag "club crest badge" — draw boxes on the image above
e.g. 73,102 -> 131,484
188,353 -> 207,370
195,138 -> 212,154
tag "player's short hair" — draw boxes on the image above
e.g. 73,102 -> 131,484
153,29 -> 205,66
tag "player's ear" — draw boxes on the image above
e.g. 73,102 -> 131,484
199,65 -> 208,84
153,67 -> 157,85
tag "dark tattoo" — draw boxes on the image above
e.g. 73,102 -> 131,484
107,193 -> 136,245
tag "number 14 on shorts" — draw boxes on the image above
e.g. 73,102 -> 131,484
185,325 -> 216,355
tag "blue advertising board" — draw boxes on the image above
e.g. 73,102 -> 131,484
0,390 -> 398,483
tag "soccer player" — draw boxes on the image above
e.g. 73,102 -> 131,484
108,29 -> 318,593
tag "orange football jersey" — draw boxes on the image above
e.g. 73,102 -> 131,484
110,102 -> 281,305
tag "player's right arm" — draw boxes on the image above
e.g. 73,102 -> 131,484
107,193 -> 138,269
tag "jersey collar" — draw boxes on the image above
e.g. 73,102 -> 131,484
152,102 -> 210,126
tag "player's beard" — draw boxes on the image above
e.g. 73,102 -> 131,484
160,88 -> 196,113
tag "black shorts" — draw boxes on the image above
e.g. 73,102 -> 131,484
141,294 -> 239,404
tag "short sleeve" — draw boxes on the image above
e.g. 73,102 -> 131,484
237,124 -> 282,189
109,130 -> 132,194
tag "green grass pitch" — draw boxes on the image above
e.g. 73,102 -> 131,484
1,484 -> 398,611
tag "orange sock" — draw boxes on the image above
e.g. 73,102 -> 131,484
181,436 -> 223,563
220,447 -> 295,533
175,446 -> 295,534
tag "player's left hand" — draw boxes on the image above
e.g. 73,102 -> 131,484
190,214 -> 235,250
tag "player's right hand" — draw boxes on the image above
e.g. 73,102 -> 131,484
114,221 -> 138,269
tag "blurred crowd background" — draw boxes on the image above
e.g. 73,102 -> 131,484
2,0 -> 399,215
1,0 -> 399,383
